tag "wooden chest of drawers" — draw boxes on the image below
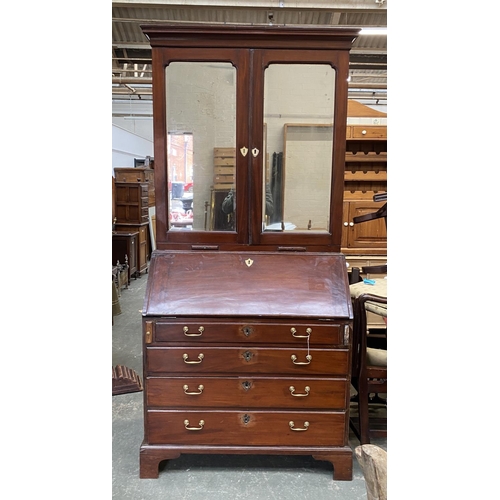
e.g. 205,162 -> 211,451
140,250 -> 354,480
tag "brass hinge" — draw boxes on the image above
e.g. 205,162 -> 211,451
145,321 -> 153,344
344,324 -> 350,345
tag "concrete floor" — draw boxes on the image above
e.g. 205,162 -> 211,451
112,270 -> 387,499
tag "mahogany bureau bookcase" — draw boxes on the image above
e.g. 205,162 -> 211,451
139,22 -> 359,481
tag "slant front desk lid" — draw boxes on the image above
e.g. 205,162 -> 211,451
143,251 -> 352,319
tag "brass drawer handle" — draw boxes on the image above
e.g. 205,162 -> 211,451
289,421 -> 309,431
289,385 -> 310,397
183,326 -> 204,337
291,354 -> 312,365
183,384 -> 204,395
184,419 -> 204,431
183,353 -> 204,364
290,327 -> 311,339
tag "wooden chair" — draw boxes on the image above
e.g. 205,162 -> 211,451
350,292 -> 387,444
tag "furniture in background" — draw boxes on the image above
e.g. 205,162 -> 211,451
342,113 -> 387,333
342,124 -> 387,256
355,444 -> 387,500
112,279 -> 122,321
138,22 -> 358,482
347,192 -> 387,330
112,261 -> 129,295
113,180 -> 150,277
114,181 -> 149,224
114,167 -> 155,207
112,231 -> 138,283
349,280 -> 387,445
113,222 -> 149,277
211,147 -> 236,230
112,365 -> 143,396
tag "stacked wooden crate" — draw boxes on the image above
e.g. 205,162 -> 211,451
213,147 -> 235,190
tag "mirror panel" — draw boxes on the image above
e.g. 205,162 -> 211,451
166,61 -> 236,232
262,64 -> 335,233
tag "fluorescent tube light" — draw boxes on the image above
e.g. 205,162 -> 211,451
359,28 -> 387,35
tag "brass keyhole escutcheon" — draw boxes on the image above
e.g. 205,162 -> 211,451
245,258 -> 253,267
241,380 -> 252,391
242,350 -> 254,362
242,326 -> 253,337
242,414 -> 251,425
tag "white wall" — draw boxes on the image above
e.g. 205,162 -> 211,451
111,105 -> 154,176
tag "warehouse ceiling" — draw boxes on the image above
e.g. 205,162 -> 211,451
112,0 -> 387,108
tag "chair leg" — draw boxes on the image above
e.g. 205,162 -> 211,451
357,379 -> 371,445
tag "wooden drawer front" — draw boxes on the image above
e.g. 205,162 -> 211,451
146,410 -> 346,446
115,172 -> 146,183
146,347 -> 349,376
351,126 -> 387,139
146,376 -> 348,409
114,169 -> 153,184
153,320 -> 343,345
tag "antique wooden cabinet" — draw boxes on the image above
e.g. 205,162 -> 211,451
114,167 -> 155,207
112,230 -> 138,283
342,125 -> 387,255
139,22 -> 359,481
114,181 -> 150,276
114,222 -> 149,277
114,182 -> 149,225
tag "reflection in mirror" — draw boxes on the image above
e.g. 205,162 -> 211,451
166,61 -> 236,231
263,64 -> 335,233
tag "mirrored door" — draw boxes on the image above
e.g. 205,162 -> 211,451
166,61 -> 237,233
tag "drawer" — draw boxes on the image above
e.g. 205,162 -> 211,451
146,409 -> 347,446
114,168 -> 153,183
146,376 -> 348,409
146,347 -> 349,376
351,126 -> 387,139
115,172 -> 147,183
149,319 -> 345,345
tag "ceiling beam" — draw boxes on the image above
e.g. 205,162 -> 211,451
112,1 -> 386,12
